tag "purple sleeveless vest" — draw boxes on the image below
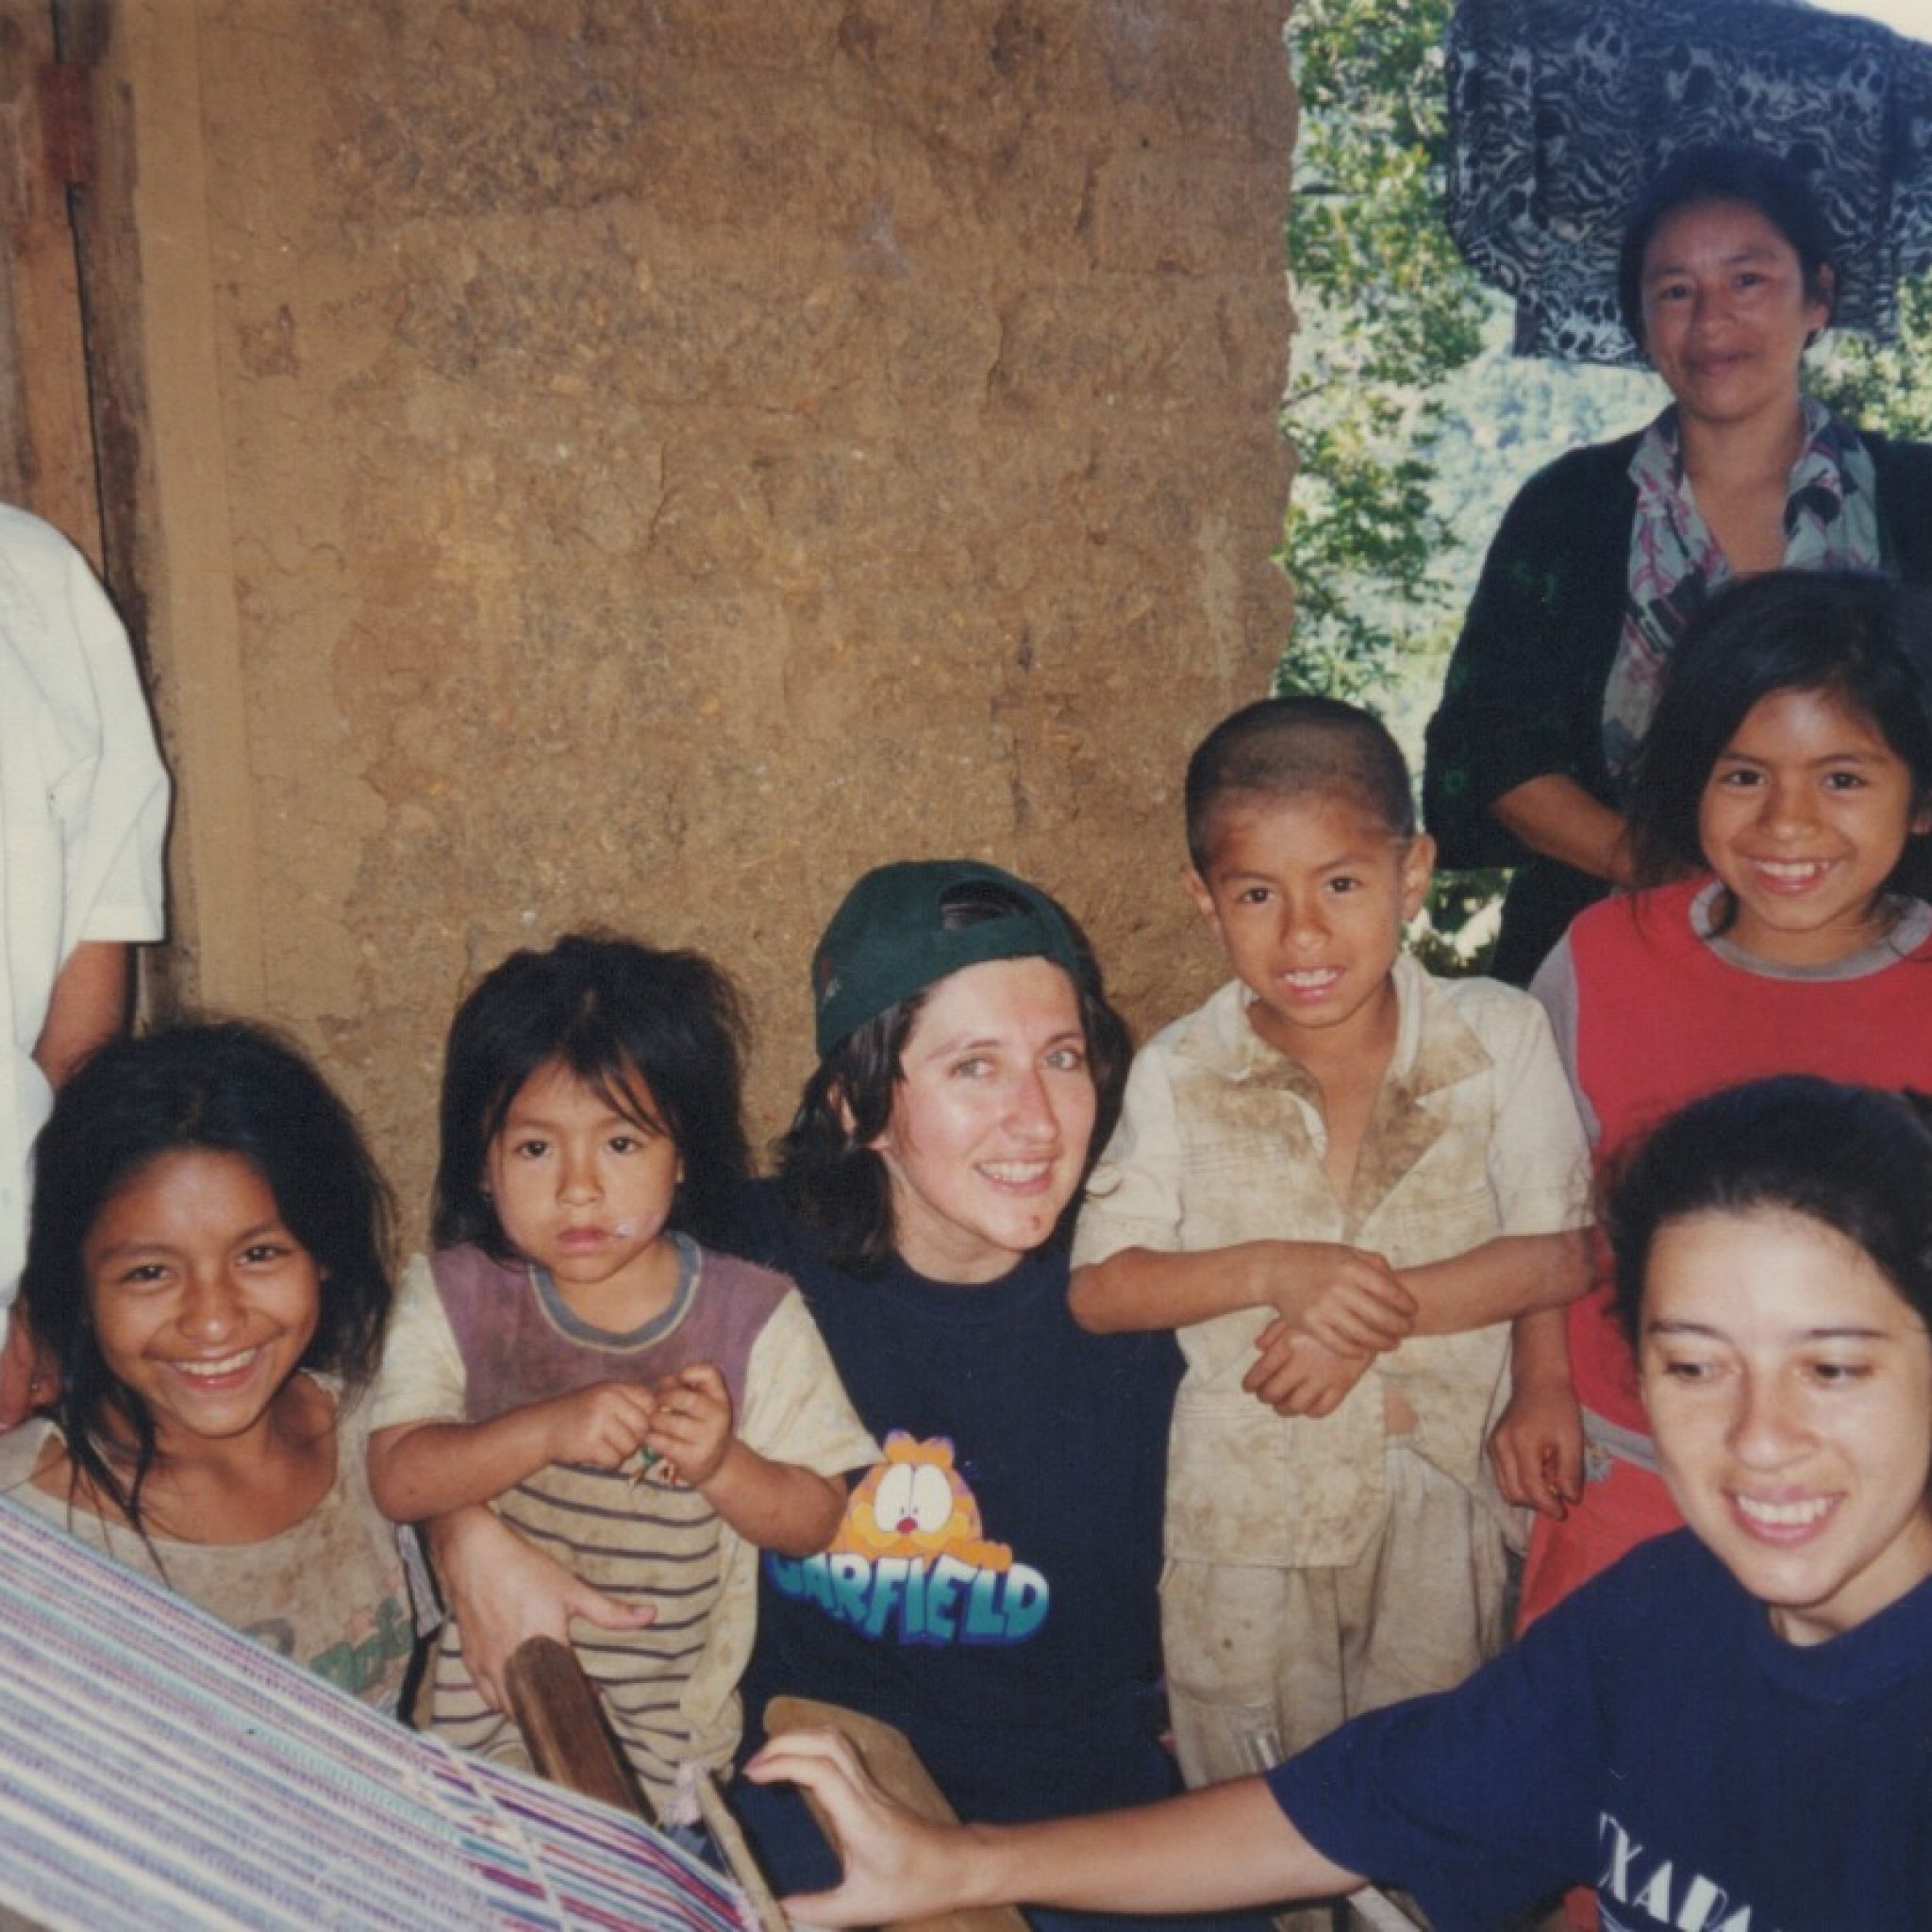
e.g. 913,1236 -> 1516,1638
430,1240 -> 792,1424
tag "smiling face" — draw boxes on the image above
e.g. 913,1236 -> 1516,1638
870,955 -> 1097,1284
1640,197 -> 1831,434
1187,793 -> 1432,1066
1696,683 -> 1928,968
485,1058 -> 684,1322
85,1149 -> 322,1457
1642,1207 -> 1932,1645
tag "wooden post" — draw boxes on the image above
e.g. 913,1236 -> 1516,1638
0,0 -> 102,562
75,0 -> 267,1015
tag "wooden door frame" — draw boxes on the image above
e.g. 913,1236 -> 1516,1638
2,0 -> 267,1017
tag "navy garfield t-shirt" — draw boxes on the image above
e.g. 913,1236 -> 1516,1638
728,1178 -> 1181,1824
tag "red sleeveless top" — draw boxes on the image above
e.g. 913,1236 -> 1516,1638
1564,877 -> 1932,1429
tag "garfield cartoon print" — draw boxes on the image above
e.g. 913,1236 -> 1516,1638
831,1434 -> 1013,1569
721,864 -> 1218,1932
770,1430 -> 1044,1646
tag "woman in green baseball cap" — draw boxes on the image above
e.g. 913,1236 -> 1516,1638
781,858 -> 1123,1279
724,860 -> 1227,1932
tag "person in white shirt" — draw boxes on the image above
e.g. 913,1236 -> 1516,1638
0,503 -> 169,1402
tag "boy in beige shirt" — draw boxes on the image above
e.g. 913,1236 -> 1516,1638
1073,697 -> 1590,1794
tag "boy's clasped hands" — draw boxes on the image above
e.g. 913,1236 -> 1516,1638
1241,1241 -> 1417,1418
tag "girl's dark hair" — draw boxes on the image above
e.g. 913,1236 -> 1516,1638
778,881 -> 1130,1274
20,1020 -> 393,1533
1618,142 -> 1838,352
434,933 -> 750,1257
1608,1075 -> 1932,1346
1629,572 -> 1932,917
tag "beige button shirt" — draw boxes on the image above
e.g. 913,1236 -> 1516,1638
1074,957 -> 1591,1569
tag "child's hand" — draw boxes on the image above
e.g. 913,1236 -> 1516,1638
541,1380 -> 658,1470
643,1363 -> 734,1489
1242,1321 -> 1373,1418
1488,1376 -> 1585,1520
1259,1242 -> 1416,1357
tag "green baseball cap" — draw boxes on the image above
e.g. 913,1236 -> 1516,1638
812,859 -> 1084,1056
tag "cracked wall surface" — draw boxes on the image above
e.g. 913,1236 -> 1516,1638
145,0 -> 1295,1227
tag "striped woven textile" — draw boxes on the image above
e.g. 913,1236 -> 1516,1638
0,1495 -> 758,1931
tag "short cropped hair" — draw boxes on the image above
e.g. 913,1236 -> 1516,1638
1184,695 -> 1417,872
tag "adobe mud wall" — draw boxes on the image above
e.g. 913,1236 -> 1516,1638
113,1 -> 1295,1224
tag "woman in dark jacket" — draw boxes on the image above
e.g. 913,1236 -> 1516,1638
1424,142 -> 1932,984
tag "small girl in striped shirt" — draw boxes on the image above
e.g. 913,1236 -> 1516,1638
368,933 -> 874,1822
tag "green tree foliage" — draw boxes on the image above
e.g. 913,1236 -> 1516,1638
1281,0 -> 1932,967
1812,274 -> 1932,441
1277,0 -> 1484,701
1281,0 -> 1932,711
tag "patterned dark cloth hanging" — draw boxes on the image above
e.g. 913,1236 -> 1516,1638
1444,0 -> 1932,363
